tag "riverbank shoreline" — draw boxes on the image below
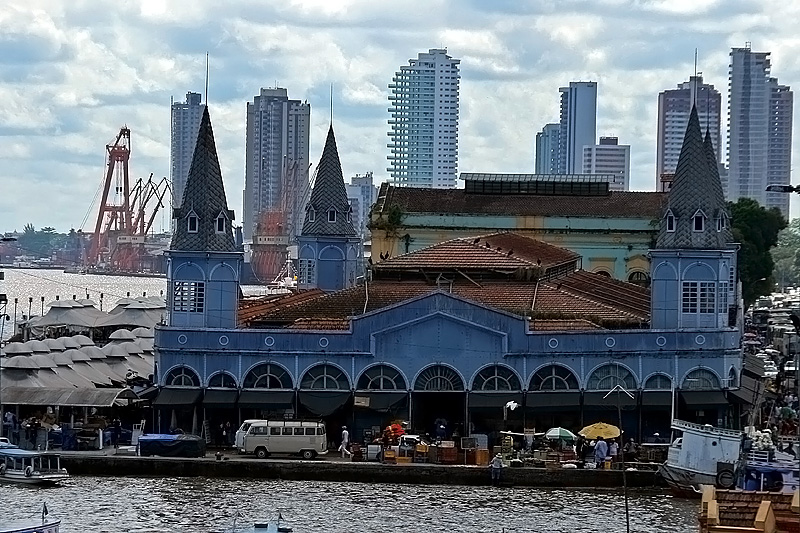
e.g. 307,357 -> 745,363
60,452 -> 662,488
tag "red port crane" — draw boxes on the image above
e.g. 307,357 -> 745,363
86,127 -> 170,272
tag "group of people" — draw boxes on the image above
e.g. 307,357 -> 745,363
575,436 -> 641,467
216,421 -> 234,447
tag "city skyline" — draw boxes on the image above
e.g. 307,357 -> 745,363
2,1 -> 800,231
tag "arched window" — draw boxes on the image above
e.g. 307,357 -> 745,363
300,364 -> 349,390
208,372 -> 237,388
628,271 -> 650,288
644,374 -> 672,390
586,364 -> 637,391
728,368 -> 738,388
472,365 -> 521,391
414,365 -> 463,391
683,368 -> 720,390
530,365 -> 579,391
357,365 -> 406,390
165,366 -> 200,387
243,363 -> 293,389
595,270 -> 612,277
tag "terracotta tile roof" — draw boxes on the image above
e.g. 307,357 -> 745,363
374,233 -> 579,274
704,490 -> 799,533
238,289 -> 325,326
245,271 -> 650,330
374,182 -> 666,219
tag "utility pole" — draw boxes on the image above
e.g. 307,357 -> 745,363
605,384 -> 634,533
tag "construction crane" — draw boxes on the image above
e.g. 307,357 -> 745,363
86,127 -> 170,272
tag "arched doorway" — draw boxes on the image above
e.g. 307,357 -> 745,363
526,364 -> 581,432
411,364 -> 465,440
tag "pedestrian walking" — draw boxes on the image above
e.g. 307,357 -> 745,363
608,439 -> 619,462
338,426 -> 352,458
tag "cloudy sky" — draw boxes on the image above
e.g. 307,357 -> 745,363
2,0 -> 800,233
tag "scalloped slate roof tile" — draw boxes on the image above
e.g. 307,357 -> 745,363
301,126 -> 357,237
170,107 -> 236,252
656,105 -> 733,249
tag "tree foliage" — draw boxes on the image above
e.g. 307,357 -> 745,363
728,198 -> 787,307
771,218 -> 800,291
15,224 -> 67,258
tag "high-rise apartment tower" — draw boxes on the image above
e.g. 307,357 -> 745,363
387,48 -> 460,188
727,45 -> 793,217
535,123 -> 560,174
582,137 -> 630,191
656,75 -> 721,188
243,88 -> 310,242
558,82 -> 597,174
170,92 -> 205,208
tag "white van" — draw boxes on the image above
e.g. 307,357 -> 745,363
241,420 -> 328,460
235,419 -> 263,451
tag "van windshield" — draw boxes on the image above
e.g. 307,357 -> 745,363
239,423 -> 252,433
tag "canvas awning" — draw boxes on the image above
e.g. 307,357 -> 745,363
237,390 -> 294,409
298,390 -> 351,416
680,390 -> 729,408
353,391 -> 407,412
203,389 -> 239,406
468,392 -> 523,409
525,392 -> 580,408
641,391 -> 673,407
153,388 -> 202,406
583,391 -> 638,408
0,386 -> 138,407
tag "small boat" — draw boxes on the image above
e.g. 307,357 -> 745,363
0,449 -> 69,485
659,419 -> 799,497
215,512 -> 293,533
1,504 -> 60,533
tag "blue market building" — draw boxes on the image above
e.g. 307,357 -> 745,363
153,107 -> 748,444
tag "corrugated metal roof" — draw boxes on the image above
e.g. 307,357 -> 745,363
0,387 -> 138,406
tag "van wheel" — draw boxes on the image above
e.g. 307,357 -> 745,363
255,447 -> 270,460
301,449 -> 316,460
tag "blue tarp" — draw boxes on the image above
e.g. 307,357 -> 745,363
137,434 -> 205,458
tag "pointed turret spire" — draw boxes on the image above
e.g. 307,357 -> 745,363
171,107 -> 236,252
301,125 -> 357,236
656,105 -> 733,250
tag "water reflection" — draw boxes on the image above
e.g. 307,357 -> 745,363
2,477 -> 696,533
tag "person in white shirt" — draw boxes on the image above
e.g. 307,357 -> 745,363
338,426 -> 352,458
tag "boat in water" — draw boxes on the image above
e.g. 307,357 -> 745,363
214,512 -> 293,533
0,449 -> 69,486
659,419 -> 799,497
0,505 -> 60,533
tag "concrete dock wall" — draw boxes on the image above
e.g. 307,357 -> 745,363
61,456 -> 660,488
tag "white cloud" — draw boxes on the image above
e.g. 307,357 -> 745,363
1,0 -> 800,233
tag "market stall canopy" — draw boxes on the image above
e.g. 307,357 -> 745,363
298,390 -> 351,416
353,391 -> 408,412
579,422 -> 621,440
153,387 -> 202,406
525,391 -> 580,408
237,390 -> 294,409
583,391 -> 637,408
203,389 -> 239,406
0,386 -> 138,407
468,392 -> 523,409
93,304 -> 165,328
545,427 -> 577,440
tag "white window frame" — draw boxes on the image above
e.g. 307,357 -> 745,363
327,209 -> 336,223
215,213 -> 225,234
187,215 -> 199,233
